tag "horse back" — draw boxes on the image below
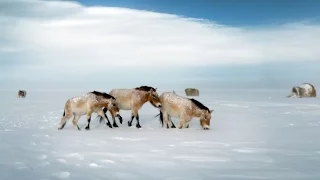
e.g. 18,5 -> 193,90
110,89 -> 134,110
160,92 -> 192,117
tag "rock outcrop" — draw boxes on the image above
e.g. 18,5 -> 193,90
185,88 -> 199,96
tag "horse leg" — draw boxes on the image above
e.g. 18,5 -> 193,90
85,113 -> 92,130
178,116 -> 190,129
58,110 -> 72,130
72,114 -> 81,131
98,110 -> 112,128
109,110 -> 119,128
167,115 -> 176,128
162,111 -> 169,129
185,120 -> 190,128
135,114 -> 141,128
99,107 -> 108,124
131,109 -> 141,128
128,112 -> 134,127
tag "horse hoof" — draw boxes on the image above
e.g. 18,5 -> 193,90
113,123 -> 119,128
136,124 -> 141,128
128,121 -> 132,127
85,127 -> 90,130
107,123 -> 113,128
119,117 -> 123,124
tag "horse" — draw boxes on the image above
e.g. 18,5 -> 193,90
97,86 -> 161,128
156,92 -> 213,130
57,91 -> 122,131
287,83 -> 317,98
18,90 -> 27,98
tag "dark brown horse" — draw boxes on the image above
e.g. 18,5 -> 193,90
18,90 -> 27,98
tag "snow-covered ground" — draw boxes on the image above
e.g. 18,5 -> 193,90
1,89 -> 320,180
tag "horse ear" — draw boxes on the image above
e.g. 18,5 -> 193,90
209,109 -> 214,113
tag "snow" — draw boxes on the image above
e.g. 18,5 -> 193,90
1,89 -> 320,180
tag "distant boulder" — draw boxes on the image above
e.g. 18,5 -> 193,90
287,83 -> 316,98
185,88 -> 199,96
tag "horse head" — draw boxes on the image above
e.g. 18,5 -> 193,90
287,87 -> 299,98
199,109 -> 214,130
107,100 -> 121,117
148,88 -> 161,108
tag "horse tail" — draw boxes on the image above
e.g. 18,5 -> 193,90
154,110 -> 164,127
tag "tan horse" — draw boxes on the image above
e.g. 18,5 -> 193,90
98,86 -> 161,128
156,92 -> 213,130
57,91 -> 121,131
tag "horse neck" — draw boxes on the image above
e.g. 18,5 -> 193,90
90,95 -> 110,108
134,90 -> 149,104
191,105 -> 204,118
95,100 -> 109,109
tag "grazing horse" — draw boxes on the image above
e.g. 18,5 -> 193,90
57,91 -> 122,131
98,86 -> 161,128
156,92 -> 213,130
287,83 -> 317,98
18,90 -> 27,98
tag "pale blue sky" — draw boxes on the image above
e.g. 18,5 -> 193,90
0,0 -> 319,90
77,0 -> 320,26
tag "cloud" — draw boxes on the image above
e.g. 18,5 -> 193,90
1,0 -> 320,72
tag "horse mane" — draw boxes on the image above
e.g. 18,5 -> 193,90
134,86 -> 156,91
189,98 -> 210,111
90,91 -> 115,100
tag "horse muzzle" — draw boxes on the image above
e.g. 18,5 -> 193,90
202,125 -> 210,130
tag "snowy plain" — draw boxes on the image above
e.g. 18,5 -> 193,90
1,88 -> 320,180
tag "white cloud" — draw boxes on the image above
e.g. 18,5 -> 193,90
1,0 -> 320,70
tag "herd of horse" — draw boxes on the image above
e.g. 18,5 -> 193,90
17,83 -> 316,131
57,86 -> 214,131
